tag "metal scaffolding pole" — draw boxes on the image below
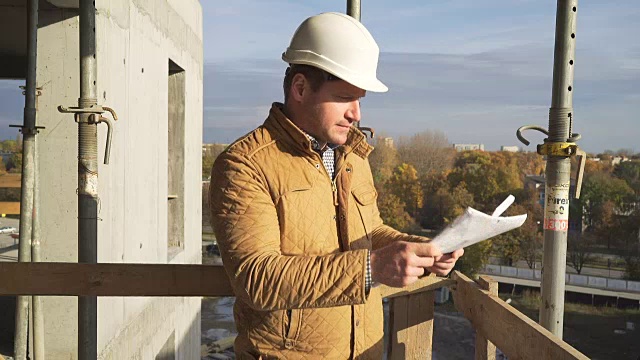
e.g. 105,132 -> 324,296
539,0 -> 579,338
347,0 -> 361,21
78,0 -> 99,357
14,0 -> 38,358
32,140 -> 45,359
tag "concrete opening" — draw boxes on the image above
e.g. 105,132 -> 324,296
167,60 -> 185,257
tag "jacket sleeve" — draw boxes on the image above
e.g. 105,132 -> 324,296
209,151 -> 368,311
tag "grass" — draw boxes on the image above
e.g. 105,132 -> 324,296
503,290 -> 640,359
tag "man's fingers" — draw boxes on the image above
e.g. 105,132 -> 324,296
434,254 -> 456,263
404,266 -> 426,278
410,242 -> 442,258
451,248 -> 464,259
410,254 -> 436,268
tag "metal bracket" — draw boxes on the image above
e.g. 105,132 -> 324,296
516,124 -> 586,198
360,126 -> 375,139
536,141 -> 577,157
573,148 -> 586,199
19,85 -> 43,96
9,124 -> 45,136
58,104 -> 119,165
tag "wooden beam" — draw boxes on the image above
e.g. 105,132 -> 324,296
0,262 -> 234,297
0,202 -> 20,215
451,271 -> 588,360
380,274 -> 455,299
475,275 -> 497,360
388,290 -> 434,360
0,174 -> 22,188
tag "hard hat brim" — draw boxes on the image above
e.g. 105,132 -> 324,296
282,52 -> 388,93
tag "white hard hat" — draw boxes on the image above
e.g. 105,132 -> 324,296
282,12 -> 388,93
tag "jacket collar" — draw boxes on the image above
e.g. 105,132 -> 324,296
265,103 -> 373,159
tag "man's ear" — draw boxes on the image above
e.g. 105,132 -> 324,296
290,73 -> 307,103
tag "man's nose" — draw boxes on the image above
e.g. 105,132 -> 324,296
346,100 -> 361,123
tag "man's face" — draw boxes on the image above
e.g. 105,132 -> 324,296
300,79 -> 366,146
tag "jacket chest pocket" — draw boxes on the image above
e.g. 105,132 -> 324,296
351,184 -> 377,244
277,186 -> 339,255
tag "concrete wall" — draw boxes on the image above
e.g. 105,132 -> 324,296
32,0 -> 203,358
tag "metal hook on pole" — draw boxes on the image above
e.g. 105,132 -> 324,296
516,125 -> 549,146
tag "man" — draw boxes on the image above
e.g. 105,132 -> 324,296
209,12 -> 464,359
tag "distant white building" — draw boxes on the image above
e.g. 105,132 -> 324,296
501,145 -> 520,152
453,143 -> 485,152
612,156 -> 629,166
381,137 -> 394,148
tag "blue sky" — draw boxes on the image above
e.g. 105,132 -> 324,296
0,1 -> 638,153
200,0 -> 640,153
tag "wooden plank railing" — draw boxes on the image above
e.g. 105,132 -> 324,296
0,263 -> 589,359
452,271 -> 589,360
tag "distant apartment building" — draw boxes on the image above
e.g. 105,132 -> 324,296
501,145 -> 520,152
453,143 -> 485,152
381,137 -> 394,148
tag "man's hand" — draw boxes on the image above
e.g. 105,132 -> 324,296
370,241 -> 442,287
426,248 -> 464,276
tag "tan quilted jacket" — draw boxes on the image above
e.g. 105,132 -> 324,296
210,103 -> 425,359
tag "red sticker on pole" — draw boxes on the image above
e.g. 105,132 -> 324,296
543,183 -> 570,232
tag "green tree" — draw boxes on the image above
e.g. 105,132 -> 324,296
612,160 -> 640,195
422,181 -> 474,229
454,240 -> 493,278
581,172 -> 634,229
8,153 -> 22,173
492,204 -> 538,266
0,140 -> 19,153
611,211 -> 640,280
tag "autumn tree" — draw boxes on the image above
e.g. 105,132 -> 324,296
368,134 -> 399,185
202,143 -> 227,179
521,234 -> 542,269
447,151 -> 523,209
567,232 -> 596,274
385,163 -> 423,218
396,130 -> 455,177
377,191 -> 416,232
421,179 -> 474,229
